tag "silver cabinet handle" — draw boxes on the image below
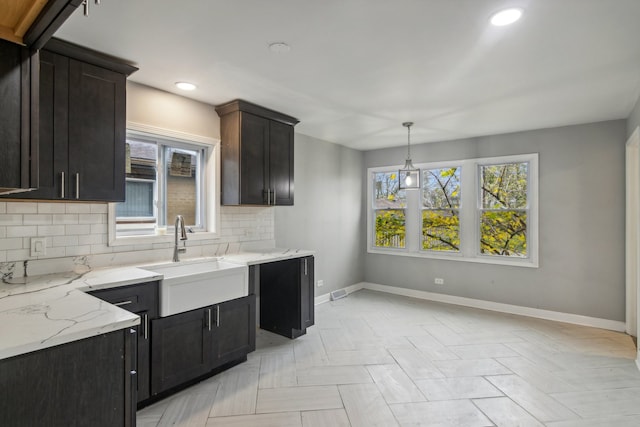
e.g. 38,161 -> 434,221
114,300 -> 133,306
60,172 -> 65,198
216,305 -> 220,327
304,258 -> 308,275
273,188 -> 276,206
207,308 -> 212,331
267,188 -> 271,205
75,173 -> 80,199
143,313 -> 148,340
130,370 -> 137,375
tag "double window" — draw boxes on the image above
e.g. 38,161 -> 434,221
368,153 -> 538,267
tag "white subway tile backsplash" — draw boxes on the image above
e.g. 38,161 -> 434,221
7,202 -> 38,214
0,203 -> 274,276
37,203 -> 66,214
0,215 -> 23,226
23,214 -> 53,225
6,226 -> 37,238
37,225 -> 66,236
53,214 -> 79,225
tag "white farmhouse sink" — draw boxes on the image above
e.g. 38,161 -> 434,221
141,259 -> 248,317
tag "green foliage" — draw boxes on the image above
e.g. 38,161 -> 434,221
423,167 -> 460,208
375,210 -> 405,248
422,210 -> 459,251
481,211 -> 527,256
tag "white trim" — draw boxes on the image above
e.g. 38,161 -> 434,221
127,121 -> 220,146
314,283 -> 365,306
626,126 -> 640,338
315,282 -> 626,332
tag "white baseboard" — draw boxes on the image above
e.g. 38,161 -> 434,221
316,281 -> 626,332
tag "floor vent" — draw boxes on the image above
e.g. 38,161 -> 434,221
330,289 -> 348,301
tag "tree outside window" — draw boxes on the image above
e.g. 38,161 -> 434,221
422,167 -> 460,252
373,171 -> 406,248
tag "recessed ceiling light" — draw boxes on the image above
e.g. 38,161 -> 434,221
175,82 -> 197,91
269,42 -> 291,53
490,8 -> 523,26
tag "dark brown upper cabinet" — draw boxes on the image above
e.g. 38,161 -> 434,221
5,38 -> 137,202
216,100 -> 298,206
0,38 -> 39,195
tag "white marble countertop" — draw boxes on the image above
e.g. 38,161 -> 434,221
221,248 -> 315,265
0,248 -> 313,361
0,266 -> 161,360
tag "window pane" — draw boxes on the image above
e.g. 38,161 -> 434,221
481,163 -> 527,209
480,210 -> 527,257
374,172 -> 406,209
127,140 -> 157,180
375,209 -> 405,248
422,210 -> 459,252
423,167 -> 460,208
116,181 -> 154,217
166,147 -> 200,227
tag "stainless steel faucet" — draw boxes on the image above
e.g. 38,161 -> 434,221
173,215 -> 187,262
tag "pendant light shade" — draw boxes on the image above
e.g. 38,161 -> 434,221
399,122 -> 420,190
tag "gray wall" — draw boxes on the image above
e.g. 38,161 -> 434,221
629,94 -> 640,138
275,134 -> 366,296
364,120 -> 627,321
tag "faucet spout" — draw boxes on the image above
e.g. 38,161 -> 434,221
173,215 -> 187,262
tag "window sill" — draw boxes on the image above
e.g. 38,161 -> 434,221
367,248 -> 539,268
109,231 -> 220,247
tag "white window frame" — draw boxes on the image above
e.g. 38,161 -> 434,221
108,123 -> 221,246
367,153 -> 539,268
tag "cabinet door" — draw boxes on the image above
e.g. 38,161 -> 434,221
0,330 -> 132,427
240,112 -> 270,204
136,310 -> 151,402
151,308 -> 212,395
68,59 -> 126,201
260,258 -> 303,338
214,295 -> 256,367
269,120 -> 294,205
0,39 -> 37,194
301,256 -> 315,329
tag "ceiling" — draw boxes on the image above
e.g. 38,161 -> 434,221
55,0 -> 640,150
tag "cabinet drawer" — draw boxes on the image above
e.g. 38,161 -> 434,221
90,281 -> 158,317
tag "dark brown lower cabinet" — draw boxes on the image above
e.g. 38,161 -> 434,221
151,295 -> 256,396
259,256 -> 315,339
0,329 -> 135,427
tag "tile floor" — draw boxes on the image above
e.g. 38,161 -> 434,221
137,289 -> 640,426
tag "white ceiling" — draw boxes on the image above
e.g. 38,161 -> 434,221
55,0 -> 640,150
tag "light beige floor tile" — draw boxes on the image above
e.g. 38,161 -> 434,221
297,365 -> 373,386
209,365 -> 259,417
486,375 -> 579,423
415,377 -> 503,401
339,383 -> 399,427
256,385 -> 343,413
388,348 -> 445,379
496,357 -> 578,393
433,358 -> 512,377
366,364 -> 426,404
294,333 -> 330,368
407,335 -> 460,361
259,352 -> 297,389
550,387 -> 640,418
473,397 -> 544,426
327,349 -> 395,366
206,412 -> 302,427
389,400 -> 492,427
301,409 -> 351,427
546,415 -> 640,427
157,394 -> 212,427
555,366 -> 640,391
320,328 -> 358,352
448,343 -> 519,359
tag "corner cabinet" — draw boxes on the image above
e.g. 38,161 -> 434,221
259,256 -> 315,339
4,38 -> 137,202
215,100 -> 298,206
151,294 -> 256,396
0,38 -> 38,195
0,329 -> 135,427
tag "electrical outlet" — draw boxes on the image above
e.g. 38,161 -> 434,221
31,237 -> 46,257
434,277 -> 444,285
317,280 -> 324,287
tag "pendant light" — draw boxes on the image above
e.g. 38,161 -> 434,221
399,122 -> 420,190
